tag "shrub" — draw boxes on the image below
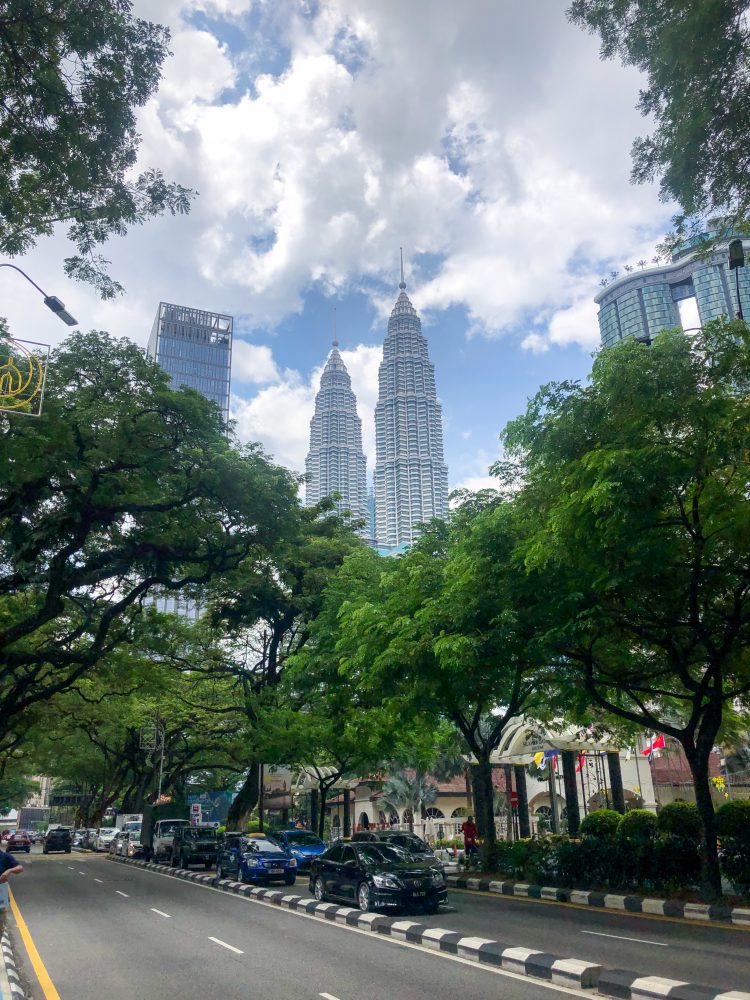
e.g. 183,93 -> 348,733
579,809 -> 621,840
651,833 -> 701,890
617,809 -> 657,846
716,800 -> 750,839
657,802 -> 702,842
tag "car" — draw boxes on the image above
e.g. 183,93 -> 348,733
109,830 -> 129,856
5,831 -> 31,853
43,828 -> 72,854
93,827 -> 117,852
80,828 -> 99,850
124,831 -> 145,860
152,819 -> 190,863
351,830 -> 444,871
309,841 -> 447,914
171,825 -> 219,870
268,829 -> 326,872
216,833 -> 296,885
118,827 -> 140,857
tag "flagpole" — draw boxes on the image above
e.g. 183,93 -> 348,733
579,753 -> 588,816
634,734 -> 643,806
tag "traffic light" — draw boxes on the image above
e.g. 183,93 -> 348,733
728,239 -> 745,270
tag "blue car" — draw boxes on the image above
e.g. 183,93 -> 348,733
216,834 -> 297,885
269,830 -> 326,873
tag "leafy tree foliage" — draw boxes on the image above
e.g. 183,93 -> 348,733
502,319 -> 750,898
0,330 -> 298,751
379,771 -> 438,832
0,0 -> 194,296
567,0 -> 750,233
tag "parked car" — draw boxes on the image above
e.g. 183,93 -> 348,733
5,831 -> 31,853
124,831 -> 145,860
152,819 -> 190,863
43,828 -> 72,854
309,841 -> 447,914
170,825 -> 219,870
351,830 -> 443,871
216,833 -> 296,885
268,829 -> 326,872
93,827 -> 117,852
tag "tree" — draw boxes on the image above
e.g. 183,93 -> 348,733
0,330 -> 298,751
567,1 -> 750,235
0,0 -> 194,296
502,319 -> 750,898
379,771 -> 438,832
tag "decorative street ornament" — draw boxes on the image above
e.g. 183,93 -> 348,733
0,335 -> 50,417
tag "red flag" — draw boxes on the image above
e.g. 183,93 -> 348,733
642,733 -> 666,758
575,753 -> 585,773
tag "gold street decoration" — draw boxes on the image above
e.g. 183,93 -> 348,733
0,336 -> 50,417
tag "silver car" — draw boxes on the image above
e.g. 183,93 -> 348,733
94,827 -> 117,852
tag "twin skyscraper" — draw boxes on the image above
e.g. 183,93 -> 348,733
305,262 -> 449,552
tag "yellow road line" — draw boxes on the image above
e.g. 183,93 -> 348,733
451,886 -> 750,933
9,888 -> 62,1000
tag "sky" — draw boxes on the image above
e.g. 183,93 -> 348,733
0,0 -> 675,494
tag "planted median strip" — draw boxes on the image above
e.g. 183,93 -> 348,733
108,856 -> 750,999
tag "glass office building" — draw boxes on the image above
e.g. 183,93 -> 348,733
596,238 -> 750,348
147,302 -> 233,421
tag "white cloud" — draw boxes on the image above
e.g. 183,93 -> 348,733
231,339 -> 280,384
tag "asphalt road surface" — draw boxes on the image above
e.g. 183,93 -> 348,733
9,851 -> 585,1000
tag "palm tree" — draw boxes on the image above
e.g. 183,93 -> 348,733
378,770 -> 438,832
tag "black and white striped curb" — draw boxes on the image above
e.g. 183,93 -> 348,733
1,931 -> 25,1000
447,876 -> 750,928
109,857 -> 750,998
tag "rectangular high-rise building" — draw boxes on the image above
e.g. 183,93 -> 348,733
147,302 -> 233,421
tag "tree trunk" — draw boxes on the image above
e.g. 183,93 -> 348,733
562,751 -> 581,836
317,787 -> 328,839
514,765 -> 531,839
310,788 -> 319,832
343,789 -> 352,837
471,753 -> 496,863
607,752 -> 626,814
226,761 -> 260,831
684,740 -> 722,899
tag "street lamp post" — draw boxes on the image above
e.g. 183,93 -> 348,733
728,239 -> 745,321
0,263 -> 78,326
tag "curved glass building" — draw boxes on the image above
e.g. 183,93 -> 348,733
596,237 -> 750,348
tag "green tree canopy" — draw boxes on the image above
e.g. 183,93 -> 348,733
567,0 -> 750,234
0,0 -> 194,296
502,319 -> 750,898
0,329 -> 298,750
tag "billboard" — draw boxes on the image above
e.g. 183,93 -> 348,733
186,791 -> 234,824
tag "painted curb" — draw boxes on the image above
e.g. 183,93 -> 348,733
1,931 -> 25,1000
108,857 -> 750,998
447,875 -> 750,928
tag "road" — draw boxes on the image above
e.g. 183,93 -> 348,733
9,851 -> 582,1000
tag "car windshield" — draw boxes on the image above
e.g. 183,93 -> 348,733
285,833 -> 322,846
185,828 -> 215,840
243,838 -> 283,854
99,828 -> 116,835
358,844 -> 407,865
389,834 -> 430,851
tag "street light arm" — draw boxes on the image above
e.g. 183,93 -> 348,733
0,262 -> 48,298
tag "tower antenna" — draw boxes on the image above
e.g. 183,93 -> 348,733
332,306 -> 338,348
399,247 -> 406,290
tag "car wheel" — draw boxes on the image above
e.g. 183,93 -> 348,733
65,848 -> 71,854
180,853 -> 188,869
204,861 -> 212,871
357,882 -> 372,912
423,901 -> 440,915
170,853 -> 178,868
216,863 -> 224,880
285,874 -> 296,886
313,876 -> 326,902
42,848 -> 48,855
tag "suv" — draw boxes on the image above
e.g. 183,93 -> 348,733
43,828 -> 72,854
152,819 -> 190,863
171,825 -> 219,870
93,827 -> 117,852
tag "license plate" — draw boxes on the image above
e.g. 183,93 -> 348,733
412,890 -> 426,897
269,869 -> 283,874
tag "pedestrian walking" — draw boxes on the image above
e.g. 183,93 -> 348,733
0,847 -> 23,936
460,815 -> 478,858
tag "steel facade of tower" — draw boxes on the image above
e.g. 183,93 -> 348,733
147,302 -> 233,421
305,339 -> 368,532
374,277 -> 449,549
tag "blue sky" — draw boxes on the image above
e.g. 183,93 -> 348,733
0,0 -> 674,492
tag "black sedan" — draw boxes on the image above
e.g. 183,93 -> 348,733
309,841 -> 447,914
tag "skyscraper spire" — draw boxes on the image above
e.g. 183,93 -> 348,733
332,306 -> 338,348
399,246 -> 406,290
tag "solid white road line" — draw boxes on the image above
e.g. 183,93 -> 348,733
208,936 -> 243,955
93,878 -> 103,884
320,993 -> 343,1000
115,890 -> 129,898
150,908 -> 171,918
581,930 -> 668,947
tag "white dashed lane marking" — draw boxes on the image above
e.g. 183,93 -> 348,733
208,936 -> 243,955
150,908 -> 171,918
115,891 -> 129,898
581,930 -> 668,947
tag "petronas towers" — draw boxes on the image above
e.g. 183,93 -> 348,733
305,257 -> 448,550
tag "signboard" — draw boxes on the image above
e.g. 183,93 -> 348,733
262,766 -> 293,812
49,794 -> 85,807
0,337 -> 50,417
186,791 -> 234,823
190,803 -> 202,826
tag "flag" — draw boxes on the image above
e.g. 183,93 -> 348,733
575,753 -> 585,773
642,734 -> 666,760
534,751 -> 545,769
